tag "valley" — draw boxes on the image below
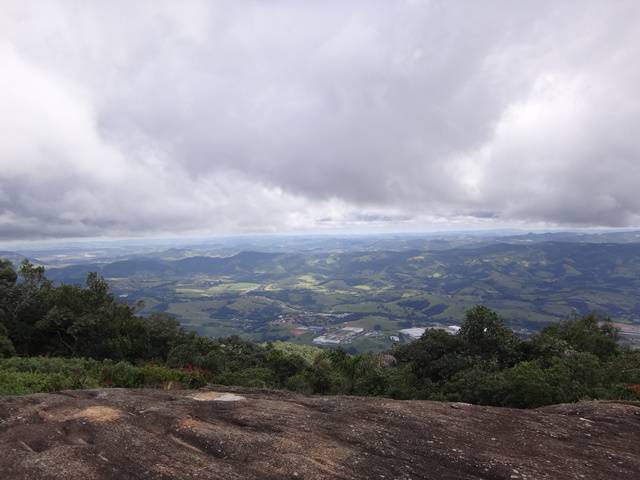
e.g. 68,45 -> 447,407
12,232 -> 639,352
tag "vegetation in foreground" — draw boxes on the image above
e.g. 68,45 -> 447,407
1,259 -> 640,407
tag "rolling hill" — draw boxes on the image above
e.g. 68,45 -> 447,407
36,241 -> 640,351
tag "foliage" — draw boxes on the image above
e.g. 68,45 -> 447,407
390,305 -> 639,407
1,258 -> 640,408
458,305 -> 520,364
1,261 -> 186,360
535,313 -> 619,359
0,322 -> 15,358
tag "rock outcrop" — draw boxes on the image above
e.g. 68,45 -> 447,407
1,387 -> 639,479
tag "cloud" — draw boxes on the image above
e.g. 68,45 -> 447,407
1,0 -> 639,239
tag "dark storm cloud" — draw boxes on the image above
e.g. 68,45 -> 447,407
1,0 -> 640,239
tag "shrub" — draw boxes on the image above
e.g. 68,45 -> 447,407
0,371 -> 68,396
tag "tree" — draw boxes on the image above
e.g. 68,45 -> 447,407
394,328 -> 469,385
545,352 -> 603,403
19,260 -> 50,289
0,260 -> 17,356
458,305 -> 519,364
305,353 -> 338,394
3,260 -> 53,355
549,313 -> 619,359
265,346 -> 306,387
0,322 -> 15,357
0,259 -> 17,287
499,362 -> 553,408
523,331 -> 570,366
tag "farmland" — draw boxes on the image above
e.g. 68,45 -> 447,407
35,235 -> 640,352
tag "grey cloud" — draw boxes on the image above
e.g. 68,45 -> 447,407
1,0 -> 640,240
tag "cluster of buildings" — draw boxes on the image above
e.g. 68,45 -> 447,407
398,324 -> 460,340
312,327 -> 365,345
309,323 -> 462,346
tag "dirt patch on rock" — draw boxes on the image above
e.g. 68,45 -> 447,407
0,387 -> 639,479
189,391 -> 245,402
71,406 -> 123,422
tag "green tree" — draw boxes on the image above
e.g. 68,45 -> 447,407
305,353 -> 338,394
19,260 -> 50,289
544,352 -> 602,403
0,260 -> 17,357
394,328 -> 470,386
0,322 -> 15,357
544,313 -> 619,359
265,346 -> 307,388
0,259 -> 17,287
458,305 -> 520,364
500,362 -> 553,408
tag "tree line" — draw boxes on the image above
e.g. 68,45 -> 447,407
1,258 -> 640,407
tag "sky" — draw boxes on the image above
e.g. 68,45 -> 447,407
1,0 -> 640,241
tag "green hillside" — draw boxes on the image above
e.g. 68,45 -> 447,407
42,242 -> 640,350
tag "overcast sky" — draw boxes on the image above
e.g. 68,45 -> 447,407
1,0 -> 640,240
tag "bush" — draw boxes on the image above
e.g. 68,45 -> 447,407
216,367 -> 276,388
0,371 -> 63,396
0,335 -> 15,358
500,362 -> 553,408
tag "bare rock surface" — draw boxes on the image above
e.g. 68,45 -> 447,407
1,387 -> 639,479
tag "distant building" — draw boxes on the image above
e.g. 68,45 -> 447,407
312,336 -> 341,345
312,327 -> 365,345
399,327 -> 426,339
341,327 -> 364,333
399,325 -> 460,340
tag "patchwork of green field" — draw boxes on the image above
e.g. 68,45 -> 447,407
136,274 -> 638,350
176,282 -> 261,296
344,315 -> 399,331
48,241 -> 640,351
167,300 -> 224,324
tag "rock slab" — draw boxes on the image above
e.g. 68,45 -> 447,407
1,387 -> 639,479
